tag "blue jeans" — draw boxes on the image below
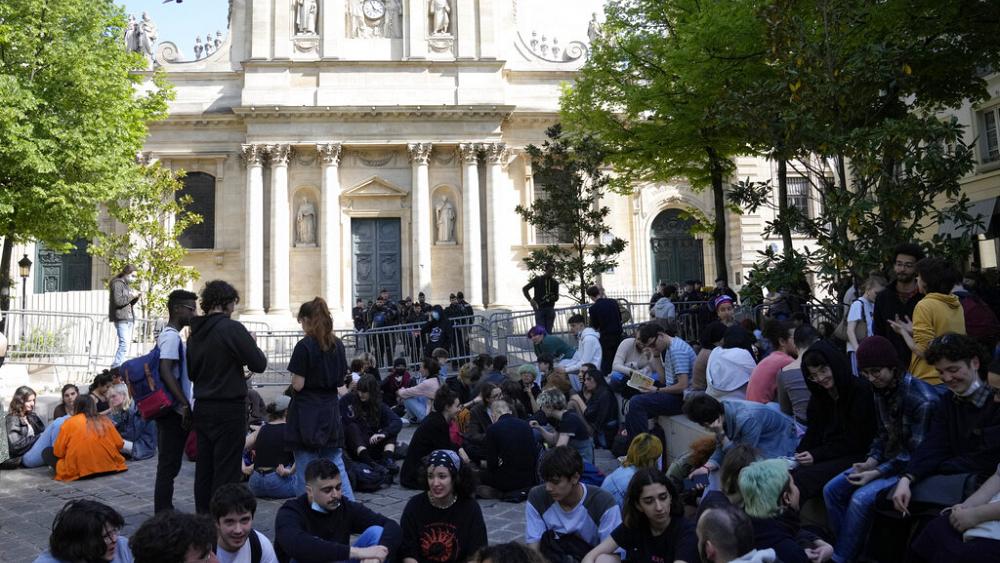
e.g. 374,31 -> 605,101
824,469 -> 900,563
403,396 -> 427,422
290,525 -> 382,563
248,469 -> 302,499
22,415 -> 69,468
294,447 -> 354,501
624,391 -> 684,441
113,320 -> 133,367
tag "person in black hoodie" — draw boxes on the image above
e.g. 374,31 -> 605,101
341,373 -> 403,472
187,280 -> 268,513
792,339 -> 876,501
421,305 -> 452,359
587,285 -> 623,376
274,458 -> 401,563
580,364 -> 617,448
400,386 -> 470,489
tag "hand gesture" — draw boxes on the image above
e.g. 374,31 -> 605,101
370,433 -> 385,445
353,545 -> 388,562
805,541 -> 834,562
794,451 -> 814,466
851,458 -> 878,473
888,315 -> 913,336
846,470 -> 880,487
892,479 -> 912,515
688,466 -> 710,479
949,505 -> 981,532
529,299 -> 539,310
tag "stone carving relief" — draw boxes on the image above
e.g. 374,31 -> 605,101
294,0 -> 319,35
408,143 -> 433,165
295,197 -> 318,246
512,0 -> 593,65
353,150 -> 397,168
317,143 -> 343,166
124,12 -> 158,67
435,197 -> 457,244
347,0 -> 403,39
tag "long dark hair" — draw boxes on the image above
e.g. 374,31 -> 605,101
8,385 -> 36,417
49,499 -> 124,562
356,373 -> 382,425
298,297 -> 338,352
89,370 -> 113,394
623,468 -> 682,529
113,264 -> 136,280
74,394 -> 106,435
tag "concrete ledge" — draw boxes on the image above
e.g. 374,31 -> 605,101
658,415 -> 712,463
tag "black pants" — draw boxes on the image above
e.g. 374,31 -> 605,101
791,455 -> 860,501
193,401 -> 246,513
599,335 -> 621,376
154,410 -> 187,513
344,423 -> 395,461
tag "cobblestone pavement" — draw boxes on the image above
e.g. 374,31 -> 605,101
0,426 -> 619,562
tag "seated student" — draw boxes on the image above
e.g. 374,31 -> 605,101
583,468 -> 699,563
665,436 -> 718,491
601,433 -> 663,508
5,385 -> 45,464
246,396 -> 299,499
793,340 -> 876,501
532,387 -> 596,464
33,500 -> 132,563
342,373 -> 402,472
560,314 -> 603,385
697,504 -> 777,563
746,320 -> 797,405
20,411 -> 71,469
623,323 -> 696,447
697,444 -> 761,515
546,368 -> 589,417
530,325 -> 576,363
692,322 -> 728,395
526,446 -> 622,562
706,326 -> 757,400
776,325 -> 818,425
890,333 -> 1000,518
482,355 -> 509,388
400,450 -> 488,563
397,357 -> 442,423
431,347 -> 451,380
52,384 -> 79,419
580,364 -> 618,448
400,386 -> 470,489
823,335 -> 939,563
51,394 -> 128,481
474,542 -> 551,563
275,458 -> 401,563
684,396 -> 798,479
210,483 -> 278,563
107,383 -> 158,461
538,354 -> 556,388
448,362 -> 479,408
739,459 -> 834,563
463,382 -> 501,463
130,510 -> 216,563
507,373 -> 538,419
88,370 -> 114,415
381,357 -> 415,408
478,400 -> 540,500
347,358 -> 366,392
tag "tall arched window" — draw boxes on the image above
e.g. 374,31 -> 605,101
178,172 -> 215,249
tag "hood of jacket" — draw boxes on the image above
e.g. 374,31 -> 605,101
578,327 -> 599,341
189,312 -> 228,338
926,292 -> 962,309
731,549 -> 778,563
708,347 -> 756,391
801,339 -> 854,398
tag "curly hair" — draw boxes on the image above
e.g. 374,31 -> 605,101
129,510 -> 216,563
417,454 -> 478,499
8,385 -> 36,416
199,279 -> 240,314
925,332 -> 986,373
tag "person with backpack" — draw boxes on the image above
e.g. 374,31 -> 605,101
843,276 -> 885,375
526,446 -> 622,563
187,280 -> 268,513
210,483 -> 278,563
341,373 -> 402,474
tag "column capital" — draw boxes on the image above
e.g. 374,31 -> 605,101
241,144 -> 266,166
408,142 -> 433,164
317,143 -> 343,166
483,142 -> 508,164
267,144 -> 292,166
457,143 -> 481,164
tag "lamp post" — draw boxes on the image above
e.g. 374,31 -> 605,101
17,254 -> 32,342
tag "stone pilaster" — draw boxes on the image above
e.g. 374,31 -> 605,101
317,143 -> 343,310
409,143 -> 433,298
241,143 -> 266,315
268,144 -> 292,315
484,143 -> 508,306
458,143 -> 483,308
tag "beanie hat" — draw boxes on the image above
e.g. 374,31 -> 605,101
856,335 -> 899,371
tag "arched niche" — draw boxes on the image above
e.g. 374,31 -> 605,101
292,186 -> 321,247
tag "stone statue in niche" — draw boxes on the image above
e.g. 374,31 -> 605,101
295,198 -> 317,246
383,0 -> 403,38
435,197 -> 456,244
295,0 -> 319,35
429,0 -> 451,36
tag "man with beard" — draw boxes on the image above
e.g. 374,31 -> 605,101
873,243 -> 925,370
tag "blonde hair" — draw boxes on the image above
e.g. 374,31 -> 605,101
623,433 -> 663,468
108,383 -> 133,413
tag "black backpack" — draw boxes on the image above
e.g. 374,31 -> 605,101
347,460 -> 391,492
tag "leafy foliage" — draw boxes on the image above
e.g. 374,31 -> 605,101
515,125 -> 627,304
89,165 -> 201,318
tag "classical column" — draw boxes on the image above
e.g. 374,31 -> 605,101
268,144 -> 292,315
241,144 -> 266,315
458,143 -> 483,308
484,143 -> 507,306
409,143 -> 433,298
318,143 -> 343,309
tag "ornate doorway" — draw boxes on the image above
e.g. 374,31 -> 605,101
351,218 -> 402,303
35,239 -> 93,293
650,209 -> 704,285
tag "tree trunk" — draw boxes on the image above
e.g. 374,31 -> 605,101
777,157 -> 794,254
0,231 -> 14,334
707,149 -> 730,285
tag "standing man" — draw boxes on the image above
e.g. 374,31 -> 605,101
587,286 -> 623,376
623,323 -> 696,445
873,243 -> 925,370
154,289 -> 198,513
108,264 -> 141,367
187,280 -> 268,513
523,263 -> 560,334
710,277 -> 739,303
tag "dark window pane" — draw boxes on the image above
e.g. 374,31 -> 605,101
178,172 -> 215,249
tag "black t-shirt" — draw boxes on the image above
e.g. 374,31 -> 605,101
252,422 -> 294,469
400,493 -> 488,563
558,411 -> 591,439
287,336 -> 347,390
610,517 -> 699,563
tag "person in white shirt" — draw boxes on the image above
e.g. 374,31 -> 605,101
846,276 -> 886,374
560,314 -> 603,391
211,484 -> 278,563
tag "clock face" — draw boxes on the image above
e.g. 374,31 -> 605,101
363,0 -> 386,19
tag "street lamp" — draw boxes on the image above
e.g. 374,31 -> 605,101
17,254 -> 32,310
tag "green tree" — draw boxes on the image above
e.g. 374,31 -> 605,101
90,165 -> 202,318
0,0 -> 170,317
515,125 -> 627,304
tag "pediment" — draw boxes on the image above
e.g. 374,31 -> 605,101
342,176 -> 409,198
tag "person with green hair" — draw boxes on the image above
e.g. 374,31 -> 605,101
600,433 -> 663,507
738,459 -> 833,563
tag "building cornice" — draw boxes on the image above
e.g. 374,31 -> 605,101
232,105 -> 516,121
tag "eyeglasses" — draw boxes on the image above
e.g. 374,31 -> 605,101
180,304 -> 196,311
894,260 -> 916,269
103,527 -> 120,545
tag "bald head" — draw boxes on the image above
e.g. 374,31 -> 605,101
697,505 -> 754,562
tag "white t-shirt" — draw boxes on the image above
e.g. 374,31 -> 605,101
215,531 -> 278,563
157,326 -> 193,406
846,297 -> 875,352
524,486 -> 622,546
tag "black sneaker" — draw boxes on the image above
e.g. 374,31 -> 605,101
380,457 -> 400,475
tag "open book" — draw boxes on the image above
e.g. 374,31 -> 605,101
626,370 -> 657,392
